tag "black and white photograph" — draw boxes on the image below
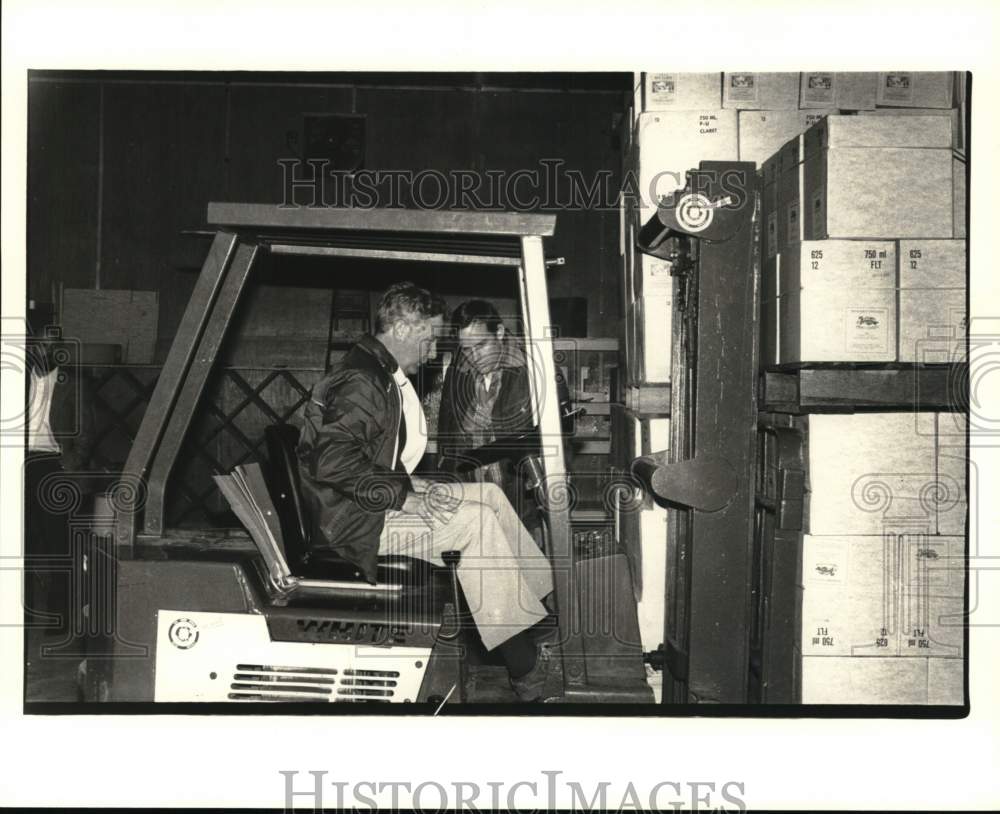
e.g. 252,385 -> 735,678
2,1 -> 999,810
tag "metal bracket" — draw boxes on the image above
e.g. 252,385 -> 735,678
760,425 -> 806,532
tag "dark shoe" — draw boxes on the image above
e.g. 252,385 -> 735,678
510,641 -> 554,702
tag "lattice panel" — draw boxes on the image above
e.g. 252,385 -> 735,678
87,366 -> 324,527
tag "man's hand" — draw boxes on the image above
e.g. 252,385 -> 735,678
403,478 -> 463,516
410,476 -> 433,493
401,491 -> 426,514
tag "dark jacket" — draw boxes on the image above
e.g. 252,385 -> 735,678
436,339 -> 543,526
296,335 -> 413,583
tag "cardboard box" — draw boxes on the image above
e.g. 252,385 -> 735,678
800,656 -> 928,704
61,288 -> 159,364
776,134 -> 804,253
898,288 -> 965,364
858,107 -> 964,152
957,99 -> 967,157
804,112 -> 953,150
898,240 -> 966,289
634,253 -> 673,298
800,532 -> 967,670
898,593 -> 964,658
800,71 -> 877,110
954,157 -> 967,240
899,535 -> 965,600
802,588 -> 897,657
797,115 -> 954,240
935,413 -> 967,536
737,109 -> 838,168
635,295 -> 672,383
876,71 -> 955,109
807,413 -> 938,535
927,657 -> 964,705
935,463 -> 967,536
762,152 -> 781,260
642,72 -> 722,111
780,240 -> 896,293
779,288 -> 896,364
723,72 -> 799,109
899,534 -> 965,659
936,410 -> 967,445
803,146 -> 953,240
801,536 -> 899,656
635,110 -> 739,223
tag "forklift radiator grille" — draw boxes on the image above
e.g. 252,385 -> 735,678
155,611 -> 432,703
226,665 -> 400,701
228,664 -> 338,701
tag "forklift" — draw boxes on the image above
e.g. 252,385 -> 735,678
79,202 -> 657,706
75,159 -> 787,707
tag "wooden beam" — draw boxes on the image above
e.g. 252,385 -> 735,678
207,203 -> 556,237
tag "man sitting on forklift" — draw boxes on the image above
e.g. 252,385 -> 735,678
297,282 -> 557,701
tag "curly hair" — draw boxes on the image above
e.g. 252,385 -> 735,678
374,282 -> 447,334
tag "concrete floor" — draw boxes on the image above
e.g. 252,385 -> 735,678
24,626 -> 83,703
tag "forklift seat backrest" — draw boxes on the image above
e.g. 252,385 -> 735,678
263,422 -> 429,585
263,424 -> 311,573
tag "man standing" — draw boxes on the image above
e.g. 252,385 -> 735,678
437,299 -> 570,534
297,283 -> 556,701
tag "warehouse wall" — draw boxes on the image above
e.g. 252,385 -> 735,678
27,73 -> 628,348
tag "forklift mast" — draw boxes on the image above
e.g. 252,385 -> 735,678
634,163 -> 761,703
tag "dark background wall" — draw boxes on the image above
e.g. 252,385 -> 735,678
27,71 -> 629,352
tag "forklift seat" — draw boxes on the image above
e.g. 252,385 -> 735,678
263,423 -> 435,586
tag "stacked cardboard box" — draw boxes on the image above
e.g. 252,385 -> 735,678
799,412 -> 965,704
802,114 -> 953,241
723,72 -> 799,110
634,108 -> 740,226
641,72 -> 722,111
776,240 -> 897,364
760,111 -> 965,366
875,71 -> 954,109
625,73 -> 736,391
738,109 -> 838,168
799,72 -> 878,110
898,239 -> 966,363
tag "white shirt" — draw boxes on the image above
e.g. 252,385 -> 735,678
28,367 -> 60,453
392,367 -> 427,475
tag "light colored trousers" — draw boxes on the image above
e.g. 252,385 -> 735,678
378,481 -> 553,651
